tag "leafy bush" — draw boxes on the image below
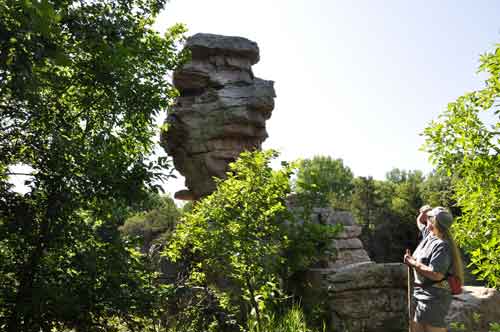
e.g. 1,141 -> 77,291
423,44 -> 500,288
165,150 -> 339,332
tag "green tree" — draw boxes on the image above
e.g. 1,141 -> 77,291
423,44 -> 500,288
351,171 -> 426,262
120,194 -> 181,251
351,176 -> 388,240
166,150 -> 340,332
386,169 -> 424,222
350,177 -> 399,261
419,170 -> 458,214
0,0 -> 186,330
294,156 -> 354,209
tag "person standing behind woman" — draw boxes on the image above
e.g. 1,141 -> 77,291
404,206 -> 464,332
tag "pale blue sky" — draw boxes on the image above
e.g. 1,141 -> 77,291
154,0 -> 500,196
10,1 -> 499,196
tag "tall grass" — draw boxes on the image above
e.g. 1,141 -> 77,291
247,305 -> 324,332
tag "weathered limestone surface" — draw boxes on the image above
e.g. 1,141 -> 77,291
446,286 -> 500,331
323,263 -> 500,332
308,208 -> 370,269
161,33 -> 275,200
325,262 -> 408,332
305,208 -> 407,331
302,208 -> 500,332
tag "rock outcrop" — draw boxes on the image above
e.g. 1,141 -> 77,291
308,208 -> 370,269
161,33 -> 276,200
299,208 -> 500,332
325,264 -> 500,332
298,208 -> 406,331
446,286 -> 500,331
326,262 -> 408,332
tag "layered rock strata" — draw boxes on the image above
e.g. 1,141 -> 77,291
311,209 -> 408,331
308,208 -> 371,269
325,266 -> 500,332
300,208 -> 500,332
161,33 -> 275,200
325,262 -> 408,332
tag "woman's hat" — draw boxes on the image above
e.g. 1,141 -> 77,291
427,206 -> 453,229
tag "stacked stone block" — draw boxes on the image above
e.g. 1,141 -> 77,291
161,33 -> 275,200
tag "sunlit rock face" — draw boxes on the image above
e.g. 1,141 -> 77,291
446,286 -> 500,332
161,33 -> 275,200
290,207 -> 500,332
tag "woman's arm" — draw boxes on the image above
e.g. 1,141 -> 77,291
404,255 -> 445,281
416,205 -> 432,231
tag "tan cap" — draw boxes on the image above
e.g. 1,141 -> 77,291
428,206 -> 453,229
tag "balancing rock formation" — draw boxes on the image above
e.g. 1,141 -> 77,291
161,33 -> 276,200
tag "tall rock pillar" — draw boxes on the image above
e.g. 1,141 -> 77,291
160,33 -> 276,200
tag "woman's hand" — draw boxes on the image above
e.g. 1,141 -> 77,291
404,248 -> 445,281
404,249 -> 416,267
417,212 -> 428,225
417,205 -> 432,225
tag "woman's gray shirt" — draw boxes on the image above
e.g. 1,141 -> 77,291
412,223 -> 452,300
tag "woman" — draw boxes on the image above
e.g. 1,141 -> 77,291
404,206 -> 464,332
